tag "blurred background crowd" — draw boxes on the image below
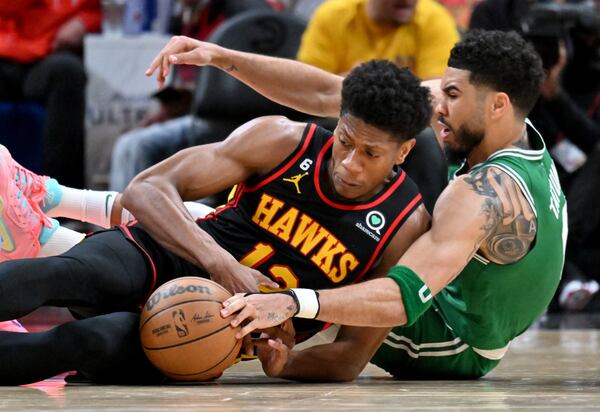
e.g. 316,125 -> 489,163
0,0 -> 598,316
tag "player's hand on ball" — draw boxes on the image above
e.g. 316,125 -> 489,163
257,337 -> 290,377
254,321 -> 295,377
221,292 -> 297,338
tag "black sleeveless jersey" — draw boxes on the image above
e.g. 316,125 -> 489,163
197,123 -> 422,338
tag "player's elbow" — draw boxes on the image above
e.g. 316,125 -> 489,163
386,310 -> 408,327
120,173 -> 160,214
120,177 -> 144,212
375,302 -> 408,327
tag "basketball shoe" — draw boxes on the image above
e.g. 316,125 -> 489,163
0,145 -> 58,261
0,319 -> 28,333
0,145 -> 62,213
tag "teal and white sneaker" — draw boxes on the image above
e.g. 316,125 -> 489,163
0,145 -> 57,261
0,144 -> 62,214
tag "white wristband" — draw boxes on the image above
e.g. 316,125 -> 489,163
290,288 -> 320,319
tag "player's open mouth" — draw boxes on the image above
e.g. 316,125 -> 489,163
438,120 -> 453,140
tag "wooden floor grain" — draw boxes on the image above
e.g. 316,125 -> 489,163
1,329 -> 599,411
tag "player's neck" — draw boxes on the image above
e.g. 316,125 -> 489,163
466,120 -> 526,166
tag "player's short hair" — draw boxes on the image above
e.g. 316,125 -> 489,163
448,30 -> 544,116
340,60 -> 431,141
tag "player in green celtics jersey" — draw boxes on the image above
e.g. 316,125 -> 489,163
150,30 -> 566,380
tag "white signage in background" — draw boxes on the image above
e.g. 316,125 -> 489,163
84,34 -> 170,188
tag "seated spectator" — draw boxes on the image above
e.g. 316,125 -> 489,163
0,0 -> 101,188
297,0 -> 460,79
141,0 -> 281,127
109,0 -> 277,192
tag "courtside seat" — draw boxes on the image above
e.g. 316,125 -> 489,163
192,9 -> 308,124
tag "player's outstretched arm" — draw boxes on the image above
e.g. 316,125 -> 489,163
303,171 -> 531,326
146,36 -> 343,118
256,325 -> 390,382
120,116 -> 304,293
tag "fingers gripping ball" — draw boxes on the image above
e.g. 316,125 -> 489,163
140,277 -> 242,381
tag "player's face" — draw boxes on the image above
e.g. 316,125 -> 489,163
329,114 -> 414,201
367,0 -> 418,25
435,68 -> 487,159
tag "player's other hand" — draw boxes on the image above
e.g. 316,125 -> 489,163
254,321 -> 295,377
221,292 -> 297,338
145,36 -> 222,88
211,262 -> 279,295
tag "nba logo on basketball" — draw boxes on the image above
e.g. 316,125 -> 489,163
172,309 -> 189,337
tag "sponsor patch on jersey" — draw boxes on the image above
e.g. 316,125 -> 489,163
366,211 -> 386,234
355,211 -> 385,242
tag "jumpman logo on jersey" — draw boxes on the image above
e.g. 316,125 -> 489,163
0,198 -> 15,253
283,172 -> 309,194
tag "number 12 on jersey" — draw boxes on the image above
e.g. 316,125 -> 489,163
239,242 -> 299,290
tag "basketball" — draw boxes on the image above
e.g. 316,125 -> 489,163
139,277 -> 242,381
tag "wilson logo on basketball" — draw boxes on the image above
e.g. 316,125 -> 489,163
146,283 -> 212,311
140,277 -> 241,381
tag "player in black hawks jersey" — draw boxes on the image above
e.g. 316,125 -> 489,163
0,60 -> 432,384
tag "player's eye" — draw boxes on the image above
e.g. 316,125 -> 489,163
366,151 -> 380,158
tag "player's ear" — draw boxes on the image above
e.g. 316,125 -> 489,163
395,138 -> 416,165
490,92 -> 510,119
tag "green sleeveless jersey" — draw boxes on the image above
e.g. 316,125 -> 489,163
434,120 -> 567,359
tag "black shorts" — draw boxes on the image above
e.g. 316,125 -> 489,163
115,222 -> 208,293
69,224 -> 208,318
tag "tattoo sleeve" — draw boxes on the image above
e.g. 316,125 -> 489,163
463,167 -> 537,264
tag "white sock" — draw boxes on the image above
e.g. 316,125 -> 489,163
119,201 -> 214,224
39,226 -> 86,257
47,186 -> 118,229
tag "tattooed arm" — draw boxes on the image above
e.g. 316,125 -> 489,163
390,165 -> 536,297
468,167 -> 536,263
224,165 -> 536,331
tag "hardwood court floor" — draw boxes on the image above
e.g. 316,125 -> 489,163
1,329 -> 599,411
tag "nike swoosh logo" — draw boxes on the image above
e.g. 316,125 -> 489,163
105,194 -> 113,219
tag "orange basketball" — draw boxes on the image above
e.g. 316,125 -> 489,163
139,277 -> 241,381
